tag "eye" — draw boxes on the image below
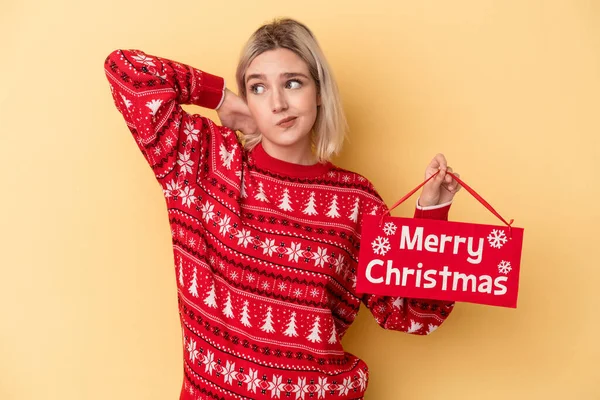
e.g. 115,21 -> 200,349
285,79 -> 302,89
250,84 -> 265,94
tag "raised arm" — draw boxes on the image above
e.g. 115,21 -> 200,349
104,49 -> 225,184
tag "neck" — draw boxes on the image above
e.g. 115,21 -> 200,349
261,139 -> 317,165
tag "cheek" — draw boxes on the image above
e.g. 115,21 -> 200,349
247,102 -> 271,130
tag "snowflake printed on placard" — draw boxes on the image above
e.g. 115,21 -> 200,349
371,236 -> 391,256
488,229 -> 508,249
498,260 -> 512,275
383,222 -> 397,236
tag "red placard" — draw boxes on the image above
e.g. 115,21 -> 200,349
356,172 -> 524,308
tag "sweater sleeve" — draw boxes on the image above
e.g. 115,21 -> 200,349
103,49 -> 226,185
359,193 -> 455,335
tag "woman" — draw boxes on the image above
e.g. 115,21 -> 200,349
104,17 -> 460,400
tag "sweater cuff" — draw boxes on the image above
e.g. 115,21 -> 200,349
413,197 -> 452,220
215,79 -> 226,110
197,71 -> 226,109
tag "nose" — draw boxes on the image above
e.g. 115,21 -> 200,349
271,87 -> 288,113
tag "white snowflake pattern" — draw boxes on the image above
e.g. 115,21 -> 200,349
312,247 -> 328,267
235,228 -> 252,248
203,350 -> 216,375
218,215 -> 231,236
246,274 -> 255,283
200,201 -> 215,223
186,338 -> 199,363
286,242 -> 302,263
488,229 -> 508,249
498,260 -> 512,274
278,282 -> 287,291
333,254 -> 345,274
342,175 -> 351,183
310,288 -> 319,297
177,151 -> 194,175
371,236 -> 391,256
230,271 -> 239,280
184,121 -> 199,143
131,53 -> 156,67
260,238 -> 277,257
222,361 -> 236,385
338,377 -> 353,396
163,179 -> 181,198
293,288 -> 303,297
383,222 -> 397,236
357,369 -> 368,391
180,186 -> 196,208
261,282 -> 270,290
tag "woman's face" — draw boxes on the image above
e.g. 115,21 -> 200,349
245,48 -> 320,161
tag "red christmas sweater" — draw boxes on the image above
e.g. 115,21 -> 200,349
104,49 -> 455,400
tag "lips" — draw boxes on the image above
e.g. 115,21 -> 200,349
277,116 -> 297,126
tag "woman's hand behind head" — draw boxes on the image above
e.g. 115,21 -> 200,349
217,89 -> 258,135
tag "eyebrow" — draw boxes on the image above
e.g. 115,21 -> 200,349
246,72 -> 310,83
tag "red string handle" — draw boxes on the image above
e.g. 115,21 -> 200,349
380,170 -> 514,238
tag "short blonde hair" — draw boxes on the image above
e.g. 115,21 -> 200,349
235,18 -> 348,162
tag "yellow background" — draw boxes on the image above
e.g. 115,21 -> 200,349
2,0 -> 599,399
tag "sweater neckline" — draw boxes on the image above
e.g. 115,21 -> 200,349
249,142 -> 333,179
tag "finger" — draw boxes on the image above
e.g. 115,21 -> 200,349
445,166 -> 454,184
432,153 -> 447,171
446,172 -> 462,192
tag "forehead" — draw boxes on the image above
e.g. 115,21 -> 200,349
246,48 -> 310,77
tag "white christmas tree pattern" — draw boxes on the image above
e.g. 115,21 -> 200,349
349,197 -> 360,223
178,258 -> 184,286
307,316 -> 322,343
203,281 -> 217,308
302,191 -> 318,216
219,143 -> 236,170
278,188 -> 294,211
328,323 -> 338,344
407,319 -> 424,334
383,222 -> 397,236
488,229 -> 508,249
283,312 -> 298,337
326,195 -> 341,218
498,260 -> 512,274
240,300 -> 252,327
235,170 -> 247,198
188,267 -> 199,298
371,236 -> 391,256
145,99 -> 162,116
254,182 -> 268,202
427,324 -> 438,335
260,306 -> 275,333
223,291 -> 234,318
120,93 -> 132,109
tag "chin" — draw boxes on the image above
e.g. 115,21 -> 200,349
263,130 -> 312,148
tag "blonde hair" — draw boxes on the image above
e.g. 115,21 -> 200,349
235,18 -> 348,162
